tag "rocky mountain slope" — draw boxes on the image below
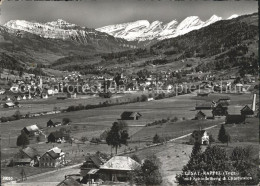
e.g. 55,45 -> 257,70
96,14 -> 228,41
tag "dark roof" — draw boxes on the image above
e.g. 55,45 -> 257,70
82,155 -> 104,168
121,111 -> 142,118
192,130 -> 206,136
48,131 -> 67,139
196,111 -> 206,117
47,150 -> 60,159
20,147 -> 39,159
57,176 -> 81,186
241,105 -> 253,112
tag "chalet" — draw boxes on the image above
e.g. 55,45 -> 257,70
120,111 -> 142,120
225,115 -> 246,124
80,154 -> 107,182
39,147 -> 65,168
195,111 -> 206,120
57,176 -> 82,186
240,105 -> 254,116
47,119 -> 55,127
3,102 -> 15,108
212,104 -> 228,116
195,102 -> 213,110
190,130 -> 209,145
99,156 -> 141,182
15,147 -> 39,167
47,131 -> 68,143
21,125 -> 40,137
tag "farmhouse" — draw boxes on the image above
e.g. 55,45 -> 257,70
195,110 -> 214,120
81,156 -> 140,183
212,104 -> 228,116
47,120 -> 62,127
120,111 -> 142,120
99,156 -> 141,182
11,147 -> 39,167
57,176 -> 82,186
240,105 -> 254,116
39,147 -> 65,168
190,130 -> 209,145
3,102 -> 15,108
47,131 -> 68,143
21,125 -> 40,136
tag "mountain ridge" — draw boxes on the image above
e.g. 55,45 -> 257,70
96,14 -> 231,41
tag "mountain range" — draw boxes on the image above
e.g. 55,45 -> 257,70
96,14 -> 238,41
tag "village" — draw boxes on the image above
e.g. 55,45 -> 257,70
0,65 -> 259,185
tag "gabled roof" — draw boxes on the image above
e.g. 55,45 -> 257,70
5,102 -> 15,107
24,125 -> 39,132
196,111 -> 206,117
46,147 -> 64,160
20,147 -> 39,159
241,105 -> 253,112
121,111 -> 142,118
100,156 -> 140,171
57,176 -> 81,186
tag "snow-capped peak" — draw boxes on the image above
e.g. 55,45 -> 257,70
46,19 -> 76,27
97,14 -> 223,41
203,15 -> 222,27
227,14 -> 239,20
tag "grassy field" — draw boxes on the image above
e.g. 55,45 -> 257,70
1,91 -> 256,182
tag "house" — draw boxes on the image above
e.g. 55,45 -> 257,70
57,176 -> 82,186
195,111 -> 206,120
120,111 -> 142,120
3,102 -> 15,108
99,156 -> 141,182
240,105 -> 254,116
16,147 -> 39,166
81,156 -> 140,183
212,104 -> 228,116
21,125 -> 40,137
190,130 -> 209,145
80,154 -> 107,181
39,147 -> 66,168
47,131 -> 68,143
225,115 -> 246,124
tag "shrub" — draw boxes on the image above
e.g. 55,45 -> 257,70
62,118 -> 71,125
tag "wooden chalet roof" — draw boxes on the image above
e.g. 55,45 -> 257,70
20,147 -> 39,159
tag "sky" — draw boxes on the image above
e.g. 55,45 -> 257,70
0,0 -> 258,28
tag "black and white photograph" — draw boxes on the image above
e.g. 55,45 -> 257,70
0,0 -> 259,185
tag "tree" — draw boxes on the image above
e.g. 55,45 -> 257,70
153,134 -> 163,144
130,155 -> 162,185
218,124 -> 230,146
13,110 -> 22,120
17,133 -> 29,148
176,145 -> 235,185
62,118 -> 71,125
106,122 -> 129,154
